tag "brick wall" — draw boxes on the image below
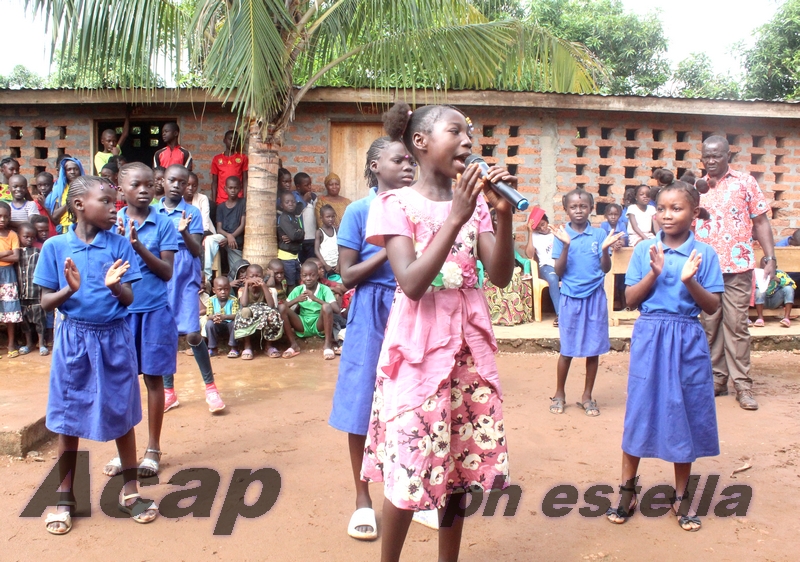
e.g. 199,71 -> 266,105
2,96 -> 799,244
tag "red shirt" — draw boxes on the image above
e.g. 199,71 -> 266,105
35,199 -> 58,238
154,145 -> 193,169
211,152 -> 249,204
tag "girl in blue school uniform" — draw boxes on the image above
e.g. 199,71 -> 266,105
33,176 -> 158,535
102,162 -> 178,480
155,164 -> 225,413
550,189 -> 624,416
328,136 -> 416,541
606,180 -> 723,532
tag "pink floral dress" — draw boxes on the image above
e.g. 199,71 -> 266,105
362,187 -> 510,510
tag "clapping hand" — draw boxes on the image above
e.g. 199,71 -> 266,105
64,258 -> 81,293
602,231 -> 625,251
105,259 -> 130,291
649,243 -> 665,276
178,211 -> 192,233
550,225 -> 571,245
680,250 -> 702,282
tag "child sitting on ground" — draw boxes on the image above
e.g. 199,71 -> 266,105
600,203 -> 628,249
315,204 -> 341,282
15,223 -> 46,355
228,258 -> 250,298
626,184 -> 657,246
309,257 -> 346,302
285,260 -> 340,360
232,264 -> 288,360
753,270 -> 795,328
266,258 -> 288,303
205,276 -> 240,357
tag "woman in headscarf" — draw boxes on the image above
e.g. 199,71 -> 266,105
314,173 -> 351,228
48,156 -> 85,233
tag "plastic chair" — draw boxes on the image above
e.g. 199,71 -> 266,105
515,250 -> 550,322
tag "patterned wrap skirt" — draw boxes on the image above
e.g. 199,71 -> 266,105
361,346 -> 509,511
0,265 -> 22,323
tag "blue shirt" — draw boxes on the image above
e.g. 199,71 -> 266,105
337,188 -> 396,289
117,207 -> 179,313
154,198 -> 204,248
776,236 -> 790,247
625,231 -> 724,317
33,224 -> 142,323
552,223 -> 607,298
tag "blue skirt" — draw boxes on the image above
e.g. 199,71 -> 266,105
167,247 -> 201,335
126,306 -> 179,376
622,313 -> 719,463
46,316 -> 142,442
558,286 -> 609,358
329,282 -> 395,436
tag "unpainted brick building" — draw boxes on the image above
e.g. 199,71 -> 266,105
1,88 -> 798,244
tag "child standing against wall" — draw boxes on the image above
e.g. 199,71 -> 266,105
154,123 -> 193,171
315,204 -> 340,282
15,223 -> 46,355
550,189 -> 624,416
94,116 -> 130,174
211,130 -> 249,204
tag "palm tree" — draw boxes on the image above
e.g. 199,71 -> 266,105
26,0 -> 602,265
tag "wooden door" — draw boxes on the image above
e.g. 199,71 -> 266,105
329,122 -> 385,202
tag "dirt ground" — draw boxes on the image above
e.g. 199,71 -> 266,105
2,348 -> 800,561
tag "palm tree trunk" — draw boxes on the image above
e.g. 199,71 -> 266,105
243,121 -> 280,266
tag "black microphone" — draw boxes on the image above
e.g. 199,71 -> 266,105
464,154 -> 529,211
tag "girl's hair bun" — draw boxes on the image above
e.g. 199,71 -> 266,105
383,102 -> 412,142
653,168 -> 674,186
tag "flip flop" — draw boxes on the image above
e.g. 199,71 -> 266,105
549,397 -> 565,414
780,318 -> 791,328
267,347 -> 281,358
333,345 -> 342,356
103,456 -> 123,477
347,507 -> 378,541
578,400 -> 600,417
323,348 -> 336,360
40,347 -> 49,356
227,349 -> 240,358
753,318 -> 765,327
19,346 -> 30,355
7,350 -> 19,358
282,347 -> 300,359
241,349 -> 253,360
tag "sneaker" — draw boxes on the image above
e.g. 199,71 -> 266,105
164,388 -> 180,412
736,390 -> 759,411
205,384 -> 226,413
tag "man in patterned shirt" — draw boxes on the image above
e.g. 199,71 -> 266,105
695,135 -> 776,410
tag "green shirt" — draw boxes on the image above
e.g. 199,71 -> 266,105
94,147 -> 120,175
288,283 -> 336,318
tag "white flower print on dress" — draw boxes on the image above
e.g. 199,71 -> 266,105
430,466 -> 445,485
472,387 -> 492,404
417,435 -> 432,456
495,452 -> 508,473
473,426 -> 497,450
463,453 -> 481,470
459,422 -> 474,441
432,420 -> 448,437
422,397 -> 437,412
441,261 -> 464,289
396,471 -> 424,503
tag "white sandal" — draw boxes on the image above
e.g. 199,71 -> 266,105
138,449 -> 162,478
119,492 -> 158,524
103,456 -> 122,477
347,507 -> 377,540
45,511 -> 73,535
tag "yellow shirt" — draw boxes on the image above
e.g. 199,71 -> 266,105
60,187 -> 73,231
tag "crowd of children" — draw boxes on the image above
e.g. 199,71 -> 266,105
2,109 -> 800,557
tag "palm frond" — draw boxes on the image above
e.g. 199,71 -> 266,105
26,0 -> 183,92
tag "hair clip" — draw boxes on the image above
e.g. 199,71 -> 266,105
465,116 -> 474,135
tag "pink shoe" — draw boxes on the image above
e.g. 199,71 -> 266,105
205,384 -> 226,413
164,388 -> 179,412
